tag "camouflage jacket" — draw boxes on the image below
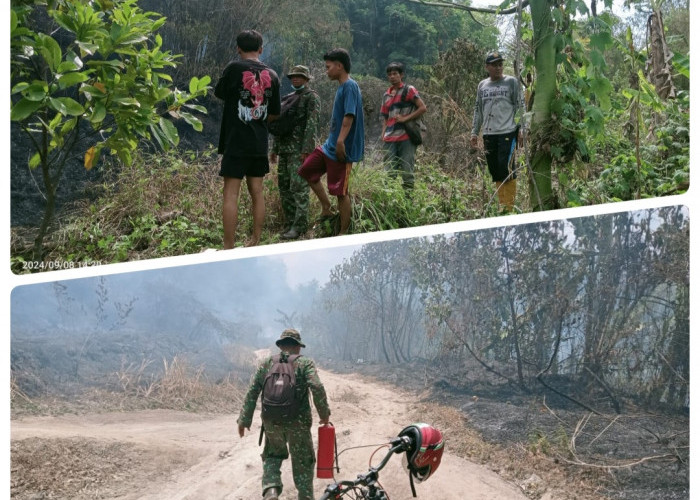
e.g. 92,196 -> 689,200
271,88 -> 321,155
237,352 -> 331,428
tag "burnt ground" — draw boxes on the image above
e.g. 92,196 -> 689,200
323,360 -> 689,500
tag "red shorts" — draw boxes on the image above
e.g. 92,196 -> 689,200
297,147 -> 352,196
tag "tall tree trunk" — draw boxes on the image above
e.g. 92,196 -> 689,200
501,242 -> 525,387
528,0 -> 558,210
647,8 -> 676,101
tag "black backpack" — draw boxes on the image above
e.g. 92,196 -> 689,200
261,354 -> 301,422
268,89 -> 312,137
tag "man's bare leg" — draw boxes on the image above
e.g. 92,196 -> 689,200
337,194 -> 351,235
308,180 -> 333,217
223,177 -> 243,249
246,176 -> 265,246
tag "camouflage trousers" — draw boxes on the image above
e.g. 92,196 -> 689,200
261,421 -> 316,500
277,153 -> 310,233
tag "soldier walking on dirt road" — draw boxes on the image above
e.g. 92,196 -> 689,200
237,329 -> 331,500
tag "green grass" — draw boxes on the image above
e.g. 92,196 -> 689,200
10,146 -> 527,273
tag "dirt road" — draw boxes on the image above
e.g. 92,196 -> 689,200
11,368 -> 528,499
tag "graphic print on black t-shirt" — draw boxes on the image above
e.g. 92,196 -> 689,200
239,70 -> 273,122
215,59 -> 280,157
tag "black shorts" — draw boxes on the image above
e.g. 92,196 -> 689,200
219,155 -> 269,179
483,132 -> 518,182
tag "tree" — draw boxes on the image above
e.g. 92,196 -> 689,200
10,0 -> 210,261
326,241 -> 427,364
413,208 -> 688,410
401,0 -> 618,210
339,0 -> 483,77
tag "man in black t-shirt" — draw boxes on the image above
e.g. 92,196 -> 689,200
215,30 -> 281,249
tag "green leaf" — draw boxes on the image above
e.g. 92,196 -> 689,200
49,97 -> 68,115
48,112 -> 63,130
29,152 -> 42,169
672,53 -> 689,79
551,145 -> 564,158
23,83 -> 48,101
56,97 -> 84,116
180,111 -> 203,132
183,103 -> 208,114
11,82 -> 30,95
37,33 -> 62,72
57,60 -> 80,73
149,123 -> 166,150
113,96 -> 141,107
11,98 -> 43,121
584,105 -> 605,135
197,75 -> 211,90
90,101 -> 107,123
590,76 -> 612,111
590,32 -> 614,52
589,49 -> 607,71
117,147 -> 133,166
152,17 -> 166,31
159,117 -> 179,147
76,41 -> 100,56
58,71 -> 89,88
61,117 -> 78,134
189,77 -> 199,94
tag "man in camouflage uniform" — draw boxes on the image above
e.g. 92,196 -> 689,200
238,328 -> 331,500
270,66 -> 321,240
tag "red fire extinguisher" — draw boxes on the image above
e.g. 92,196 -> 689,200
317,422 -> 338,479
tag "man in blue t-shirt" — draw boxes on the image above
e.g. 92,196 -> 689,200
298,48 -> 364,236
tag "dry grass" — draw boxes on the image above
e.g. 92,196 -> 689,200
11,356 -> 247,418
112,356 -> 245,413
10,375 -> 34,407
334,387 -> 362,406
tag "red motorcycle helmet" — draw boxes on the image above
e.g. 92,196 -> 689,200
398,423 -> 444,482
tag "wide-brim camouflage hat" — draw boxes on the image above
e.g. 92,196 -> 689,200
287,65 -> 311,80
484,51 -> 504,64
276,328 -> 306,347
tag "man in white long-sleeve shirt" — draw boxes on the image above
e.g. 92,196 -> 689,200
470,51 -> 523,211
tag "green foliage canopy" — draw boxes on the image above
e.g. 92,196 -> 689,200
11,0 -> 209,168
10,0 -> 210,260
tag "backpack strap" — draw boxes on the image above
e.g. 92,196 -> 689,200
400,83 -> 410,102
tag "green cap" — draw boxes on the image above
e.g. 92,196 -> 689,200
276,328 -> 306,348
287,65 -> 311,80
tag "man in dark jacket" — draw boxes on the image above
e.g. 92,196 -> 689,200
238,329 -> 331,500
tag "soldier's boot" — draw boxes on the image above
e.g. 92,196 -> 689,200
263,487 -> 280,500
